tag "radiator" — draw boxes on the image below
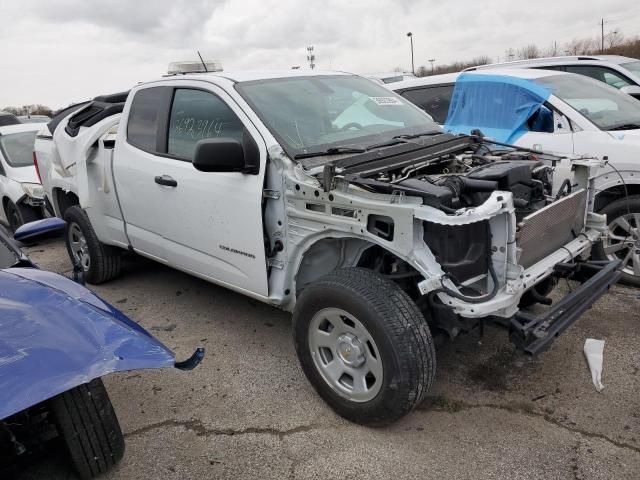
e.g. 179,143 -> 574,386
516,189 -> 587,268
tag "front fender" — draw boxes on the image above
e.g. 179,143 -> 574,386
0,268 -> 178,420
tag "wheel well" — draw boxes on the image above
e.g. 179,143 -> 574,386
594,184 -> 640,211
295,238 -> 422,293
53,189 -> 79,217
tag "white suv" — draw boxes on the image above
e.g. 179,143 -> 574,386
465,55 -> 640,100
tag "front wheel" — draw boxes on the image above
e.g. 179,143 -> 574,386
49,378 -> 125,480
592,195 -> 640,287
64,205 -> 121,284
293,268 -> 436,425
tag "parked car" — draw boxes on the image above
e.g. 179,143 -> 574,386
464,55 -> 640,100
0,122 -> 46,231
18,114 -> 51,124
391,69 -> 640,285
0,218 -> 203,479
35,66 -> 620,425
0,111 -> 20,127
366,71 -> 417,85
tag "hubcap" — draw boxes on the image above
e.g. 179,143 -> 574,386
603,213 -> 640,278
308,308 -> 383,403
68,222 -> 90,271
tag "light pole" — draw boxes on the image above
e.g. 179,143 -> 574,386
428,58 -> 435,74
406,32 -> 414,74
306,46 -> 315,70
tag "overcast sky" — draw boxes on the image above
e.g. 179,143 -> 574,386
1,0 -> 638,108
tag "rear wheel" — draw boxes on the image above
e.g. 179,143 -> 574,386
49,378 -> 125,480
64,205 -> 121,284
293,268 -> 436,425
593,196 -> 640,287
5,199 -> 41,233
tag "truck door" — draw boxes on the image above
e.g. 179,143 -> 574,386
112,86 -> 173,262
149,84 -> 269,297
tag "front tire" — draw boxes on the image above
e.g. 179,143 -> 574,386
49,379 -> 125,480
64,205 -> 121,284
592,195 -> 640,287
293,268 -> 436,425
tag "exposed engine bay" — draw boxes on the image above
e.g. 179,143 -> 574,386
293,133 -> 600,344
307,134 -> 561,221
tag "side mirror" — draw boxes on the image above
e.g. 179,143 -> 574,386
620,85 -> 640,100
13,217 -> 66,242
529,105 -> 554,133
192,136 -> 259,174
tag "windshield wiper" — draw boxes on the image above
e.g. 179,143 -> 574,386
607,123 -> 640,131
365,131 -> 443,150
392,130 -> 443,140
293,146 -> 367,159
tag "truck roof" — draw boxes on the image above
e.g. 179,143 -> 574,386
160,69 -> 353,83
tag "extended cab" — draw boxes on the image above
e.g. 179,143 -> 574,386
36,68 -> 620,425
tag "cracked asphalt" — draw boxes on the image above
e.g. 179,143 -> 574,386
16,237 -> 640,479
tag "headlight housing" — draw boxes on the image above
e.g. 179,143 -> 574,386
21,182 -> 45,200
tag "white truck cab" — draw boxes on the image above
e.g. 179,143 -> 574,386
36,66 -> 621,425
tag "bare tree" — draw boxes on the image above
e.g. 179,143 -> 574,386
504,48 -> 516,61
416,65 -> 428,77
606,30 -> 624,49
517,44 -> 540,60
471,55 -> 492,66
0,104 -> 53,116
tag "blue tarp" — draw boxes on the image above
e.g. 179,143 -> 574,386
0,268 -> 176,420
444,73 -> 552,144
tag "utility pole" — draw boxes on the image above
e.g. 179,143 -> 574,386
553,41 -> 557,56
428,58 -> 435,74
406,32 -> 414,74
306,46 -> 315,70
601,19 -> 605,53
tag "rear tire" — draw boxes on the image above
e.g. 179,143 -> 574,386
49,378 -> 125,480
64,205 -> 121,284
293,268 -> 436,425
592,196 -> 640,287
5,199 -> 41,233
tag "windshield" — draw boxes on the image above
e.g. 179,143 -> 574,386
622,60 -> 640,76
0,131 -> 37,167
535,74 -> 640,131
236,75 -> 440,156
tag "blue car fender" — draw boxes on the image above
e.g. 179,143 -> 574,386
0,267 -> 203,420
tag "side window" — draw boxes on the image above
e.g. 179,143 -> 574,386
400,86 -> 454,124
127,87 -> 169,152
167,89 -> 245,160
564,65 -> 632,89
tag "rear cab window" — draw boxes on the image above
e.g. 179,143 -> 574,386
126,86 -> 172,153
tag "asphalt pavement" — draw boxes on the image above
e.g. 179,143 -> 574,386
16,237 -> 640,479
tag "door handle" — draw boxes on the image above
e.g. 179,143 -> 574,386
154,175 -> 177,187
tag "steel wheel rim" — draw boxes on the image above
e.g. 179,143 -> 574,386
68,222 -> 90,271
308,307 -> 383,403
603,212 -> 640,277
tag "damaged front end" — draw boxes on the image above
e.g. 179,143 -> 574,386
267,134 -> 620,354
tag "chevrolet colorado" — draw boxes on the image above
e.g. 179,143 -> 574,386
35,68 -> 620,425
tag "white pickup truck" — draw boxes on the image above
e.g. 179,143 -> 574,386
35,67 -> 621,425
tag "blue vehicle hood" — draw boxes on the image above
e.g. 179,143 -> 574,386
443,73 -> 552,144
0,268 -> 175,420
